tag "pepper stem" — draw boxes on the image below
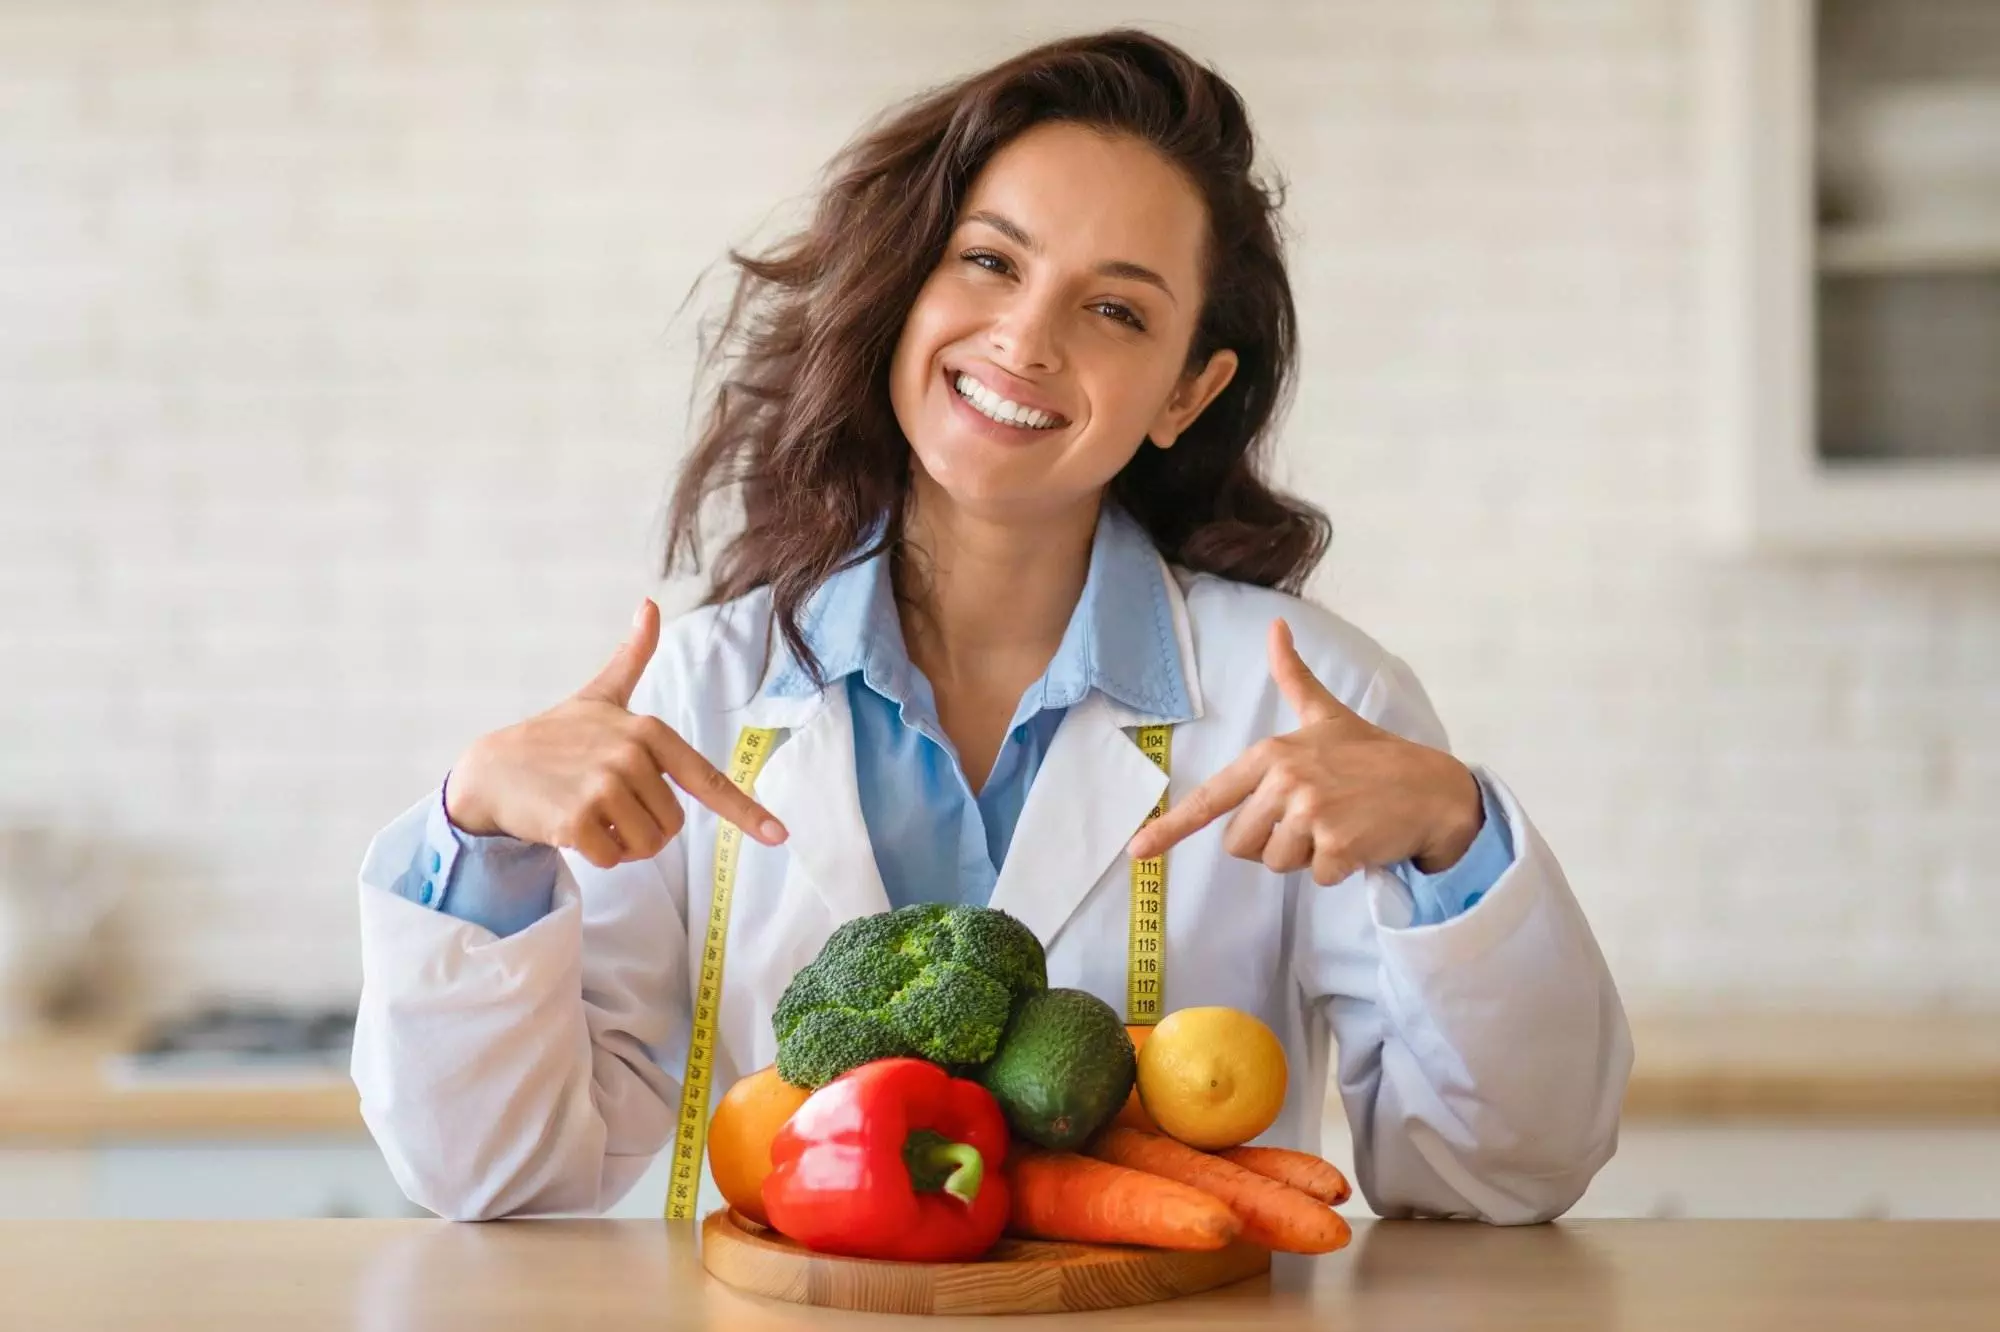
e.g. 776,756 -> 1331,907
902,1130 -> 984,1206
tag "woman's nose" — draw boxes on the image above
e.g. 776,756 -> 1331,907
986,292 -> 1064,375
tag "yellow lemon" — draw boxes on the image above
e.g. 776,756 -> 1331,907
1136,1006 -> 1287,1150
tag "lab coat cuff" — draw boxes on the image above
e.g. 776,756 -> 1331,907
1391,771 -> 1515,926
358,858 -> 584,976
415,776 -> 561,939
1368,767 -> 1543,963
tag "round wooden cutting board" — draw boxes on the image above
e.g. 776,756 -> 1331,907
700,1208 -> 1272,1316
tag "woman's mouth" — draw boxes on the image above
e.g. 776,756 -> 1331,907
948,371 -> 1067,431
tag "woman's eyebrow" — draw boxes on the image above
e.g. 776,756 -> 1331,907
964,209 -> 1177,306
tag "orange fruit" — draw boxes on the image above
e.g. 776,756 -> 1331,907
1108,1025 -> 1161,1133
708,1065 -> 810,1225
1136,1006 -> 1287,1150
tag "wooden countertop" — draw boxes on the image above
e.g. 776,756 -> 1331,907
2,1218 -> 1996,1331
2,1012 -> 1997,1142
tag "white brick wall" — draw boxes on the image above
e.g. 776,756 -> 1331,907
3,0 -> 1996,1009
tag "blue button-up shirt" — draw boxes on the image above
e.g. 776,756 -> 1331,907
398,506 -> 1511,936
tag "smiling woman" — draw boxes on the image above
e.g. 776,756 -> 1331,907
894,126 -> 1239,522
351,28 -> 1630,1232
663,31 -> 1324,694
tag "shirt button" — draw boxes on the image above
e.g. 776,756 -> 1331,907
418,880 -> 435,906
428,848 -> 442,873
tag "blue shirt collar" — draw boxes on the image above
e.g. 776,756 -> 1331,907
765,504 -> 1193,725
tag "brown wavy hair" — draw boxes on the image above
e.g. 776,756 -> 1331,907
664,28 -> 1328,685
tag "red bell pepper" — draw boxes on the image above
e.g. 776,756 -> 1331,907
760,1057 -> 1010,1262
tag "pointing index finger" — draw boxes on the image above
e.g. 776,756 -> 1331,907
1127,748 -> 1267,861
640,722 -> 788,846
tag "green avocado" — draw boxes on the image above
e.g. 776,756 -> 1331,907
977,987 -> 1135,1151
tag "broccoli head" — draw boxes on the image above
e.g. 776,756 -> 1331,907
771,904 -> 1047,1088
773,1007 -> 908,1090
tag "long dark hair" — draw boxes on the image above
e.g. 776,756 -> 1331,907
665,29 -> 1328,685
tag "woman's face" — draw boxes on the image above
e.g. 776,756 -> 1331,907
888,122 -> 1238,525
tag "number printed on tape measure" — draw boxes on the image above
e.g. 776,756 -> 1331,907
665,726 -> 780,1221
1126,724 -> 1173,1027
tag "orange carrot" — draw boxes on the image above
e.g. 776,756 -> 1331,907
1217,1146 -> 1352,1205
1087,1128 -> 1351,1255
1006,1149 -> 1242,1252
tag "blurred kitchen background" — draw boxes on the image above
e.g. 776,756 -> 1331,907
3,0 -> 1998,1221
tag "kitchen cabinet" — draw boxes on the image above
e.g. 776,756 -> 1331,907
0,1141 -> 419,1220
1318,1122 -> 2000,1221
1328,1011 -> 2000,1220
0,1148 -> 91,1219
0,1142 -> 679,1221
7,1124 -> 1998,1222
1581,1124 -> 2000,1220
1700,0 -> 2000,550
0,1017 -> 418,1219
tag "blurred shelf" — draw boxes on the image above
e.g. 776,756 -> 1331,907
0,1020 -> 363,1143
1701,0 -> 2000,550
1715,455 -> 2000,551
1627,1012 -> 2000,1123
1819,226 -> 2000,275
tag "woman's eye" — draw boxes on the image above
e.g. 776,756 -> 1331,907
1092,301 -> 1146,332
958,249 -> 1143,331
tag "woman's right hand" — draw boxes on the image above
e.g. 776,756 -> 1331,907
443,599 -> 788,868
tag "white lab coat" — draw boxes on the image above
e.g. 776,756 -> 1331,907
351,563 -> 1631,1224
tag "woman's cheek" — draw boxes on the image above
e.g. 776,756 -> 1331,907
1078,364 -> 1167,460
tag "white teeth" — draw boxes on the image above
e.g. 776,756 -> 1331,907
954,372 -> 1058,429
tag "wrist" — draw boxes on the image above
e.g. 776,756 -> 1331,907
1412,756 -> 1481,875
442,749 -> 502,837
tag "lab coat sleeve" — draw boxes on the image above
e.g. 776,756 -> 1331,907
350,684 -> 692,1221
1303,655 -> 1632,1224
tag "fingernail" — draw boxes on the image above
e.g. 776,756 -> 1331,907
631,600 -> 647,629
760,819 -> 787,844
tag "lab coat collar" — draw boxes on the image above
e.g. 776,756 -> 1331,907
739,672 -> 1179,949
735,683 -> 893,928
984,687 -> 1171,947
732,509 -> 1206,945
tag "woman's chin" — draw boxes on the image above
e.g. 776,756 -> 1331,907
922,480 -> 1047,521
910,442 -> 1055,513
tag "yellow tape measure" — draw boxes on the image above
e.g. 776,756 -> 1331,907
1126,724 -> 1172,1026
665,725 -> 779,1221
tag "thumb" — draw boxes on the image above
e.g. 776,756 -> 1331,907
1268,618 -> 1347,727
576,598 -> 659,709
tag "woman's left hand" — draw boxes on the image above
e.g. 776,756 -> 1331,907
1127,619 -> 1484,886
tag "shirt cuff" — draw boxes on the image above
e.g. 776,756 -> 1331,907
390,776 -> 561,938
1391,770 -> 1514,928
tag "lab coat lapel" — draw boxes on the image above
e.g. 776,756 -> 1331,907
987,691 -> 1167,948
744,686 -> 891,929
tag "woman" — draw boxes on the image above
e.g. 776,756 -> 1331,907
353,29 -> 1629,1225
